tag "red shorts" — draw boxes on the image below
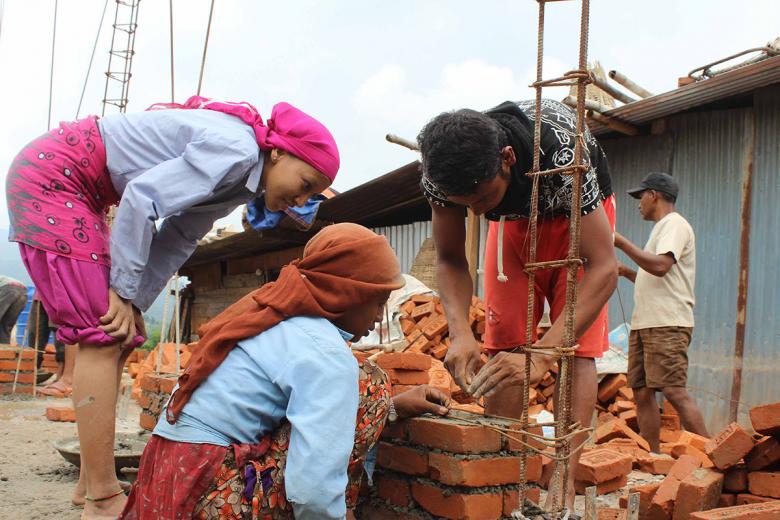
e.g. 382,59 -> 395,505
483,195 -> 616,359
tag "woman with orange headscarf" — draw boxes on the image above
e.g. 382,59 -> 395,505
121,223 -> 450,520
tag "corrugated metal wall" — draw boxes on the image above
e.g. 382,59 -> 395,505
742,86 -> 780,423
602,107 -> 753,432
372,221 -> 433,273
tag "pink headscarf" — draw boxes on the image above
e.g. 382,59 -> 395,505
148,96 -> 340,181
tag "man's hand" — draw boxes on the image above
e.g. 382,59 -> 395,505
614,231 -> 626,249
468,351 -> 554,399
100,288 -> 136,347
617,261 -> 631,278
132,306 -> 147,339
393,384 -> 451,418
444,335 -> 484,392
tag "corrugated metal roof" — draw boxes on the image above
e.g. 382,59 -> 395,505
589,55 -> 780,136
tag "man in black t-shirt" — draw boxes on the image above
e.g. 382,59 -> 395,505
418,99 -> 617,509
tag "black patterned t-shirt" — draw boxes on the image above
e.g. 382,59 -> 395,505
422,99 -> 611,221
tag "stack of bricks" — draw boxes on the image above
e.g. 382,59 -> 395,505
41,344 -> 58,372
138,373 -> 178,431
0,345 -> 35,394
362,412 -> 543,519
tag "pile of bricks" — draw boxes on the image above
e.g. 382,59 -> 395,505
399,294 -> 485,361
610,400 -> 780,520
361,412 -> 544,519
0,345 -> 35,394
125,348 -> 150,379
138,372 -> 177,431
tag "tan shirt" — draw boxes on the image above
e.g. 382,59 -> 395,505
631,212 -> 696,329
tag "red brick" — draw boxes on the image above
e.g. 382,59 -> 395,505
422,314 -> 449,339
407,417 -> 502,454
661,414 -> 682,431
392,384 -> 419,396
648,477 -> 683,520
718,494 -> 738,508
705,423 -> 756,470
0,360 -> 35,371
411,302 -> 435,319
45,407 -> 76,422
428,452 -> 538,487
576,449 -> 633,484
620,483 -> 661,520
139,374 -> 159,393
505,424 -> 546,452
387,369 -> 429,386
724,466 -> 749,493
637,453 -> 676,475
0,383 -> 33,394
157,375 -> 177,394
748,471 -> 780,499
376,474 -> 411,508
595,419 -> 650,451
690,501 -> 780,519
0,348 -> 16,359
358,502 -> 425,520
749,402 -> 780,437
139,411 -> 157,431
605,438 -> 649,460
410,482 -> 502,519
598,374 -> 628,403
736,494 -> 777,505
673,468 -> 725,520
672,444 -> 716,469
618,386 -> 635,402
575,474 -> 628,495
746,437 -> 780,471
137,392 -> 153,410
599,508 -> 628,520
376,442 -> 428,476
669,455 -> 703,480
381,420 -> 408,441
503,487 -> 541,516
678,431 -> 712,452
620,409 -> 640,431
661,428 -> 683,443
0,372 -> 34,383
376,352 -> 432,371
411,294 -> 435,304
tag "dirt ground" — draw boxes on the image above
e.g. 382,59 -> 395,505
0,382 -> 142,520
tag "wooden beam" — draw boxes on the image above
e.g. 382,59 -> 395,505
226,246 -> 305,276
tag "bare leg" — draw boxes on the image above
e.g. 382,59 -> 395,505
73,343 -> 127,519
544,357 -> 597,511
662,386 -> 708,437
635,386 -> 661,453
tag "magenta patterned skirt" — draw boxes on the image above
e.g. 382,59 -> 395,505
6,117 -> 143,347
6,116 -> 118,264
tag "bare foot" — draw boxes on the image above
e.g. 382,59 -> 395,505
81,492 -> 127,520
73,481 -> 131,507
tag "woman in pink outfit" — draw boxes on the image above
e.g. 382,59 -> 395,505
5,96 -> 340,520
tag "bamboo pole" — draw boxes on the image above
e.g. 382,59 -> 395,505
608,69 -> 654,98
589,74 -> 637,104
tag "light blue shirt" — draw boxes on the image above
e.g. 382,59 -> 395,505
154,316 -> 359,520
98,109 -> 264,310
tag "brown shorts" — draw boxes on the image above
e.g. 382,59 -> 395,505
628,326 -> 693,389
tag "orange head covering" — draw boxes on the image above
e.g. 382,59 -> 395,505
167,223 -> 404,423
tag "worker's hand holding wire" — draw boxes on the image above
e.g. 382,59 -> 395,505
100,288 -> 136,347
393,384 -> 451,418
444,335 -> 484,392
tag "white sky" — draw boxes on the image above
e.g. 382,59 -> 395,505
0,0 -> 778,233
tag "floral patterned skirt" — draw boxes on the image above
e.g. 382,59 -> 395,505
121,360 -> 391,520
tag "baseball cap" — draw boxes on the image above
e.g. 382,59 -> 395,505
626,172 -> 679,201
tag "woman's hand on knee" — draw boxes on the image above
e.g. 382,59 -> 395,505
100,288 -> 136,346
392,385 -> 451,419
